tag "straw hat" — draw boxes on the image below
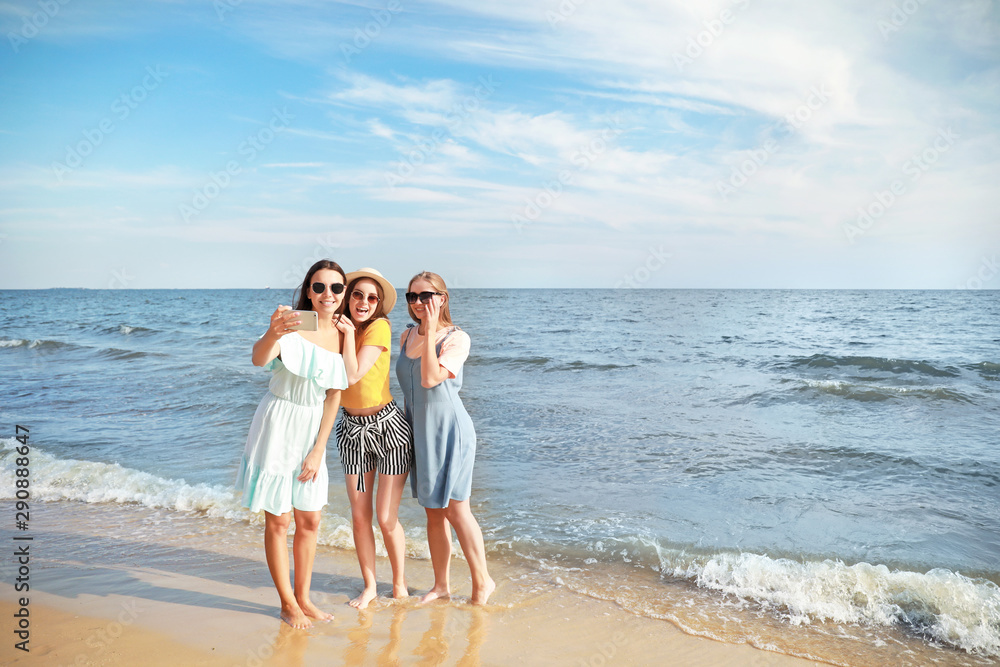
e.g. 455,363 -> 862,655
344,267 -> 397,314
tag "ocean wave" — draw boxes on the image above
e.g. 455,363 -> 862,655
782,354 -> 961,378
737,379 -> 975,406
544,361 -> 637,373
548,532 -> 1000,658
469,355 -> 635,372
0,438 -> 248,520
797,379 -> 973,403
96,347 -> 170,361
0,338 -> 79,350
0,439 -> 431,559
114,324 -> 157,336
966,361 -> 1000,380
673,551 -> 1000,657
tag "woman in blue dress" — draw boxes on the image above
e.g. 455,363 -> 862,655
395,271 -> 495,605
236,259 -> 349,628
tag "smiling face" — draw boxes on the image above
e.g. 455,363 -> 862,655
405,271 -> 453,326
407,277 -> 441,321
308,267 -> 346,316
348,278 -> 381,324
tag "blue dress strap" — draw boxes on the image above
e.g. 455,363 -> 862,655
437,326 -> 461,349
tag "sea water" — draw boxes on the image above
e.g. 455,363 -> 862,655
1,288 -> 998,664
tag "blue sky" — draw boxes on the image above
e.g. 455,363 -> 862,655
0,0 -> 997,289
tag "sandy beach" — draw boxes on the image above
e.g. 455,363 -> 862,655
1,499 -> 824,666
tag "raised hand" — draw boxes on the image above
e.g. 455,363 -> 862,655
269,305 -> 301,338
424,295 -> 442,330
334,314 -> 356,336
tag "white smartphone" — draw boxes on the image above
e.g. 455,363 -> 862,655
287,310 -> 318,331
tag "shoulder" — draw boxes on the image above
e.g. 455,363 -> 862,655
361,317 -> 391,347
442,326 -> 470,349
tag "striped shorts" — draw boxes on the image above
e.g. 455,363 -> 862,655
335,401 -> 413,492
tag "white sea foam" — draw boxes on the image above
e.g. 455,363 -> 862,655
0,438 -> 431,559
662,549 -> 1000,656
0,437 -> 249,520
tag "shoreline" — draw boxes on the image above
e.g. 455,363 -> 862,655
1,500 -> 825,666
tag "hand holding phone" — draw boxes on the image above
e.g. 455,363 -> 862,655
287,310 -> 318,331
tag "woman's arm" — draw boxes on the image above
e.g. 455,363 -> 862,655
336,317 -> 359,379
252,305 -> 300,367
350,346 -> 384,384
336,319 -> 385,385
298,387 -> 342,482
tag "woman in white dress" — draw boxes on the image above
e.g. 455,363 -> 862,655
236,259 -> 349,629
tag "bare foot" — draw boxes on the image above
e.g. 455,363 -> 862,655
471,576 -> 496,606
419,585 -> 450,604
298,597 -> 334,622
392,582 -> 409,600
349,586 -> 378,609
280,602 -> 313,629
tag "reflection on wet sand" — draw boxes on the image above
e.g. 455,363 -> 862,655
376,603 -> 407,664
334,601 -> 489,666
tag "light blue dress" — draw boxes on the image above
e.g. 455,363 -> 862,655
236,333 -> 348,515
395,326 -> 476,508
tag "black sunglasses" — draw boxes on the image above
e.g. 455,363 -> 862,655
351,289 -> 380,305
311,281 -> 345,295
405,291 -> 443,304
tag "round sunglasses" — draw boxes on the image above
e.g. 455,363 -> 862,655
311,281 -> 345,295
350,289 -> 380,305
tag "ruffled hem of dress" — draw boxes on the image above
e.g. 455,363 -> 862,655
236,457 -> 295,515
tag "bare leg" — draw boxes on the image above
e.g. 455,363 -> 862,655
445,500 -> 495,605
376,472 -> 410,599
264,511 -> 311,629
420,507 -> 452,604
292,508 -> 333,622
345,471 -> 379,609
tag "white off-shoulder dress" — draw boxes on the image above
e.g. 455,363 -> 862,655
236,333 -> 348,515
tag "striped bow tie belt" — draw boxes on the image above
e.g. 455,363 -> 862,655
346,414 -> 390,492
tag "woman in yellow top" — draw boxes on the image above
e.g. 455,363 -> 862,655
334,268 -> 414,609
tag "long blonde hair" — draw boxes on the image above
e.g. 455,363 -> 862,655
407,271 -> 453,326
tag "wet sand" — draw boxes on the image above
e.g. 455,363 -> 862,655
1,500 -> 824,666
